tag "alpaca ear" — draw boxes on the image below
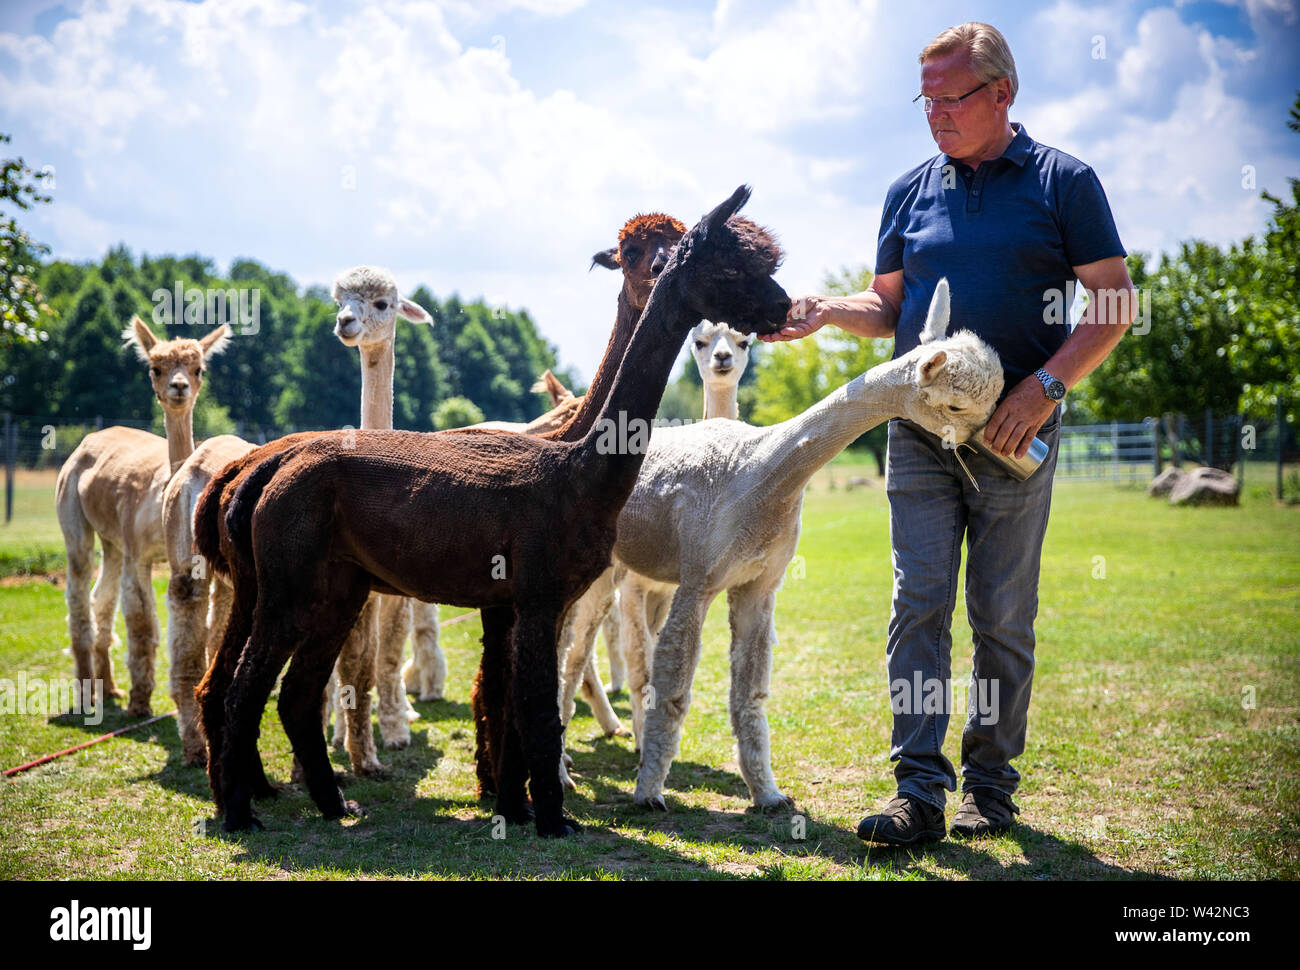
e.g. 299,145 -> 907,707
920,277 -> 951,344
123,315 -> 158,362
918,348 -> 948,386
199,323 -> 232,358
590,248 -> 620,271
700,184 -> 752,242
397,298 -> 433,324
532,370 -> 572,405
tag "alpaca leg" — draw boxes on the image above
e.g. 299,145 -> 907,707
726,582 -> 792,811
374,594 -> 414,749
166,571 -> 211,766
602,601 -> 625,694
336,597 -> 384,774
120,557 -> 160,717
277,585 -> 370,821
473,606 -> 514,802
219,617 -> 302,831
555,605 -> 581,791
89,541 -> 126,704
205,577 -> 234,667
60,500 -> 98,711
510,603 -> 578,837
327,668 -> 346,749
634,587 -> 713,810
618,579 -> 654,748
405,600 -> 445,701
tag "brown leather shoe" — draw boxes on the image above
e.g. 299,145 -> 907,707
950,788 -> 1020,838
856,793 -> 946,845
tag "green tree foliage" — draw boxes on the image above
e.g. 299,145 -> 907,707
432,396 -> 485,430
1,133 -> 52,345
0,245 -> 564,435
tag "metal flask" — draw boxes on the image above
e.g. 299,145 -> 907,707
962,426 -> 1049,482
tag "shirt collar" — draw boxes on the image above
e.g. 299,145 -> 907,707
935,122 -> 1033,170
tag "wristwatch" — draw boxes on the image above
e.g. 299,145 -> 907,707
1034,367 -> 1066,401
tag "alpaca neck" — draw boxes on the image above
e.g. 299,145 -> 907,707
578,273 -> 699,495
359,340 -> 395,431
752,356 -> 914,498
551,283 -> 641,442
702,380 -> 739,421
162,406 -> 196,477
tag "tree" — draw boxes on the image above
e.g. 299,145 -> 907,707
1228,91 -> 1300,423
1,133 -> 53,346
432,395 -> 484,430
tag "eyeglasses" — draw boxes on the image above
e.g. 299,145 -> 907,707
913,81 -> 988,114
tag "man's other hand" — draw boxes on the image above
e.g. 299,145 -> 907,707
983,375 -> 1058,458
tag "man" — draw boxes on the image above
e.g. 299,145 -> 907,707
762,22 -> 1136,843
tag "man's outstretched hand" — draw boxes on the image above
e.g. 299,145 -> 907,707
759,296 -> 829,343
982,374 -> 1058,458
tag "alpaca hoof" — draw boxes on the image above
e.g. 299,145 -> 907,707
561,751 -> 574,769
496,799 -> 535,825
635,793 -> 668,812
603,683 -> 625,696
559,769 -> 577,792
403,708 -> 420,724
289,761 -> 305,784
182,750 -> 208,769
417,691 -> 443,702
383,737 -> 410,750
252,777 -> 282,800
107,687 -> 126,700
126,702 -> 152,718
343,799 -> 366,818
609,725 -> 632,738
221,812 -> 263,833
751,791 -> 796,814
537,815 -> 581,838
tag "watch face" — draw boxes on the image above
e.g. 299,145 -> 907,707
1048,379 -> 1066,400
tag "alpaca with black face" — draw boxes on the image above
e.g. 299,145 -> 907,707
195,186 -> 790,836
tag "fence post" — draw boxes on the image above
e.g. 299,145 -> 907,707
1237,413 -> 1245,488
3,413 -> 12,525
1152,419 -> 1162,478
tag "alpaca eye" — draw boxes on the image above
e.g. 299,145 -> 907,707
374,300 -> 389,311
623,247 -> 641,264
694,341 -> 707,349
739,340 -> 750,349
149,367 -> 160,377
947,404 -> 962,412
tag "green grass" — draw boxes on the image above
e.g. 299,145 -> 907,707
0,465 -> 1297,879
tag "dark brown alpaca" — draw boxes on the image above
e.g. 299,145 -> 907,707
467,210 -> 687,791
194,212 -> 689,807
196,187 -> 788,836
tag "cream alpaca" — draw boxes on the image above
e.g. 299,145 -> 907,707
56,317 -> 230,716
570,280 -> 1004,810
555,319 -> 753,787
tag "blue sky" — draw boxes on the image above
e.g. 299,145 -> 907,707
1,0 -> 1297,379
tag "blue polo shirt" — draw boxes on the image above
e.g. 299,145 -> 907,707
876,123 -> 1125,392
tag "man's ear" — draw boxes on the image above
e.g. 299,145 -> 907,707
918,349 -> 948,386
590,247 -> 620,271
398,297 -> 433,324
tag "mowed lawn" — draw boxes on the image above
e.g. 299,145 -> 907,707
0,465 -> 1296,880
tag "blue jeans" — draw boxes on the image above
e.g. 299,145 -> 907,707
883,409 -> 1060,809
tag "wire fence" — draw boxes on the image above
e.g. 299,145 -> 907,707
3,406 -> 1297,526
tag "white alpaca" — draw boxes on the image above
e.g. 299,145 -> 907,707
555,319 -> 753,788
56,318 -> 230,719
566,280 -> 1004,810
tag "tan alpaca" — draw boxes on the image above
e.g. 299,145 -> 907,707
56,317 -> 230,715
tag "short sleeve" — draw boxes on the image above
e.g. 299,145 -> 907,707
1060,167 -> 1126,268
875,188 -> 905,275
